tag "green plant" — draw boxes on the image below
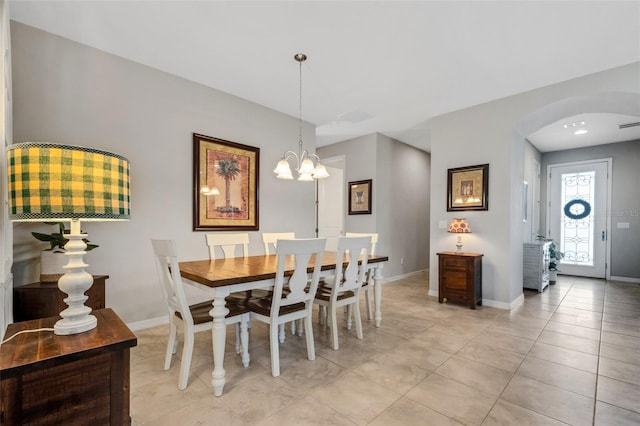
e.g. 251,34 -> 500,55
536,235 -> 564,271
32,222 -> 99,252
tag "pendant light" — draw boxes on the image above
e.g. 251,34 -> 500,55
273,53 -> 329,181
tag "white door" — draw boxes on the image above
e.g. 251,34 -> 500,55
548,159 -> 610,278
317,162 -> 344,252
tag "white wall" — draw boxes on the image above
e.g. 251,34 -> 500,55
10,22 -> 319,324
430,62 -> 640,308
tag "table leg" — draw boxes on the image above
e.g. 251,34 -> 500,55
373,264 -> 384,327
209,291 -> 229,397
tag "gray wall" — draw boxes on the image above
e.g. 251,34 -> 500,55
10,22 -> 320,324
541,139 -> 640,279
319,133 -> 431,278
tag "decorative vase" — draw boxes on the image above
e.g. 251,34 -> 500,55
40,250 -> 68,283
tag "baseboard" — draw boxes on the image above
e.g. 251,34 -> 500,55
127,315 -> 168,332
609,276 -> 640,284
481,293 -> 524,310
382,269 -> 428,284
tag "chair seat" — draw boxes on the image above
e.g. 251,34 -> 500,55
176,300 -> 249,324
226,289 -> 272,306
315,288 -> 355,302
247,297 -> 306,317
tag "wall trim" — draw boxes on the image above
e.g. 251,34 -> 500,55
482,293 -> 524,310
609,275 -> 640,284
382,269 -> 428,284
127,315 -> 169,332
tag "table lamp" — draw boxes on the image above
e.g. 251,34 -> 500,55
448,218 -> 471,253
7,142 -> 130,335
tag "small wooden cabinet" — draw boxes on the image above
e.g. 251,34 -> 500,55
437,252 -> 483,309
13,275 -> 108,322
0,309 -> 137,425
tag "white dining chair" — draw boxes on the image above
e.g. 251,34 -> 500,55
247,238 -> 326,377
262,232 -> 300,336
151,239 -> 250,390
314,236 -> 370,350
262,232 -> 296,255
345,232 -> 378,320
205,233 -> 249,259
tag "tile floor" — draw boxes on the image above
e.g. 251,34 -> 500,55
130,273 -> 640,425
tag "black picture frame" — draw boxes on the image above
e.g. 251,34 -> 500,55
447,164 -> 489,211
348,179 -> 372,215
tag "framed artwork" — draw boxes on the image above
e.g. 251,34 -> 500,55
193,133 -> 259,230
447,163 -> 489,211
348,179 -> 372,215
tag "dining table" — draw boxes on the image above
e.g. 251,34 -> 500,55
179,251 -> 388,396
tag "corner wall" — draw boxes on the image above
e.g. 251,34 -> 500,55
318,133 -> 431,279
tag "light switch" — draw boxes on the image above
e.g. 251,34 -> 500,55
617,222 -> 630,229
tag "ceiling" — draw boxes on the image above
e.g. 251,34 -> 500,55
8,1 -> 640,153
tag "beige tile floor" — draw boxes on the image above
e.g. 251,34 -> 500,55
130,273 -> 640,425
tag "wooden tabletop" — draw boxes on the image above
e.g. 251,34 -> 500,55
179,251 -> 389,288
1,308 -> 137,377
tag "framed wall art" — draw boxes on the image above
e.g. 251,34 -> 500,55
447,163 -> 489,211
348,179 -> 372,215
193,133 -> 259,230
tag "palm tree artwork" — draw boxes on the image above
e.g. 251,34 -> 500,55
216,158 -> 241,213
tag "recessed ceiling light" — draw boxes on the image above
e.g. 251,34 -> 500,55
574,129 -> 588,135
563,121 -> 586,129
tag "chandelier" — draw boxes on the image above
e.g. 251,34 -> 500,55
273,53 -> 329,181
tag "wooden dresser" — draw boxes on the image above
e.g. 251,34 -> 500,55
437,252 -> 483,309
0,308 -> 137,425
13,275 -> 108,322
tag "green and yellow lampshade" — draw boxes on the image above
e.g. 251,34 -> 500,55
7,142 -> 131,222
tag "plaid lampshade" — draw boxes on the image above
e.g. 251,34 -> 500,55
7,142 -> 131,222
448,218 -> 471,233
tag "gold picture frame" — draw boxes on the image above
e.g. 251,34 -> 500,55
447,164 -> 489,211
193,133 -> 259,230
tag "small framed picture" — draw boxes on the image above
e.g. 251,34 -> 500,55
447,164 -> 489,211
348,179 -> 372,215
193,133 -> 260,230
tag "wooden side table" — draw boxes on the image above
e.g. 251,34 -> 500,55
0,308 -> 137,425
13,275 -> 108,322
437,252 -> 483,309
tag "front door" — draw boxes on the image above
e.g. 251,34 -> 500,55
548,159 -> 610,278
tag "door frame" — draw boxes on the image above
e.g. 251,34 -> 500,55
546,158 -> 612,280
316,154 -> 346,241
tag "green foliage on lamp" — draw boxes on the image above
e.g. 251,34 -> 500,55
32,222 -> 99,252
536,235 -> 564,271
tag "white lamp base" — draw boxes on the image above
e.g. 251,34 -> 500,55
54,219 -> 97,335
455,235 -> 463,253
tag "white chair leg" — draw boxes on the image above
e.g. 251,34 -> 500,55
346,305 -> 352,330
291,319 -> 296,335
365,286 -> 373,321
270,323 -> 281,377
318,305 -> 326,325
240,315 -> 250,368
234,323 -> 241,354
330,303 -> 339,351
297,319 -> 304,336
354,300 -> 364,340
278,323 -> 286,343
165,321 -> 177,370
178,329 -> 194,390
304,314 -> 316,361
